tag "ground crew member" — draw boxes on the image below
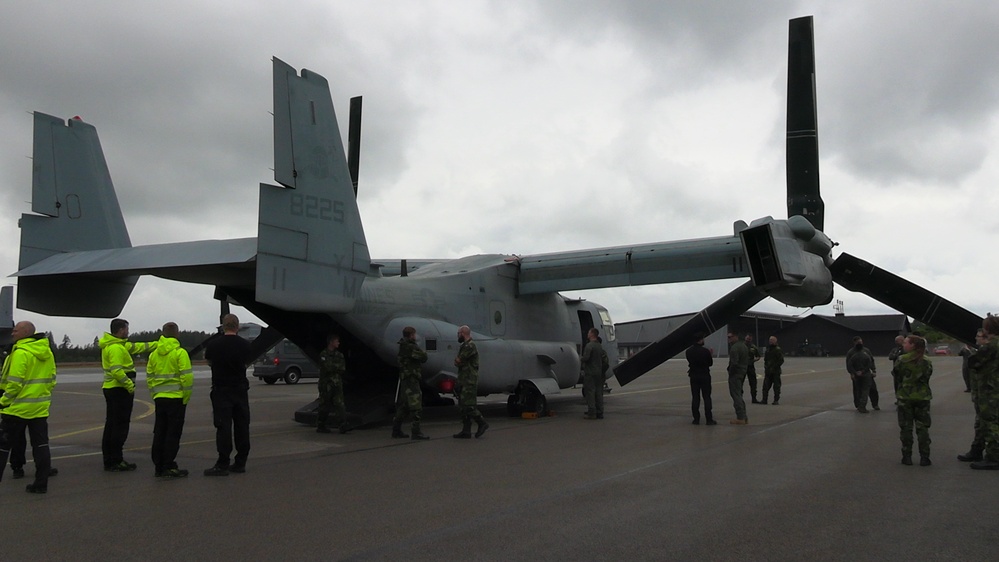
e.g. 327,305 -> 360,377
685,332 -> 714,425
846,336 -> 878,413
203,313 -> 253,476
317,333 -> 351,434
892,335 -> 933,466
728,332 -> 749,424
146,322 -> 193,478
100,318 -> 157,472
959,329 -> 988,462
454,325 -> 488,438
970,315 -> 999,470
762,336 -> 784,405
0,321 -> 56,493
582,328 -> 605,419
744,335 -> 761,403
392,326 -> 429,440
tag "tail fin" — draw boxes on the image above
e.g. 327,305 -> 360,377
16,113 -> 137,316
255,58 -> 370,312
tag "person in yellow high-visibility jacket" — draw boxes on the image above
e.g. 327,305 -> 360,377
100,318 -> 156,472
0,321 -> 56,493
146,322 -> 193,478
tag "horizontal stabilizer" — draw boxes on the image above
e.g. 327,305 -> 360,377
830,252 -> 982,343
256,58 -> 370,312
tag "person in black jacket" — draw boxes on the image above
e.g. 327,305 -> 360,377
685,333 -> 715,425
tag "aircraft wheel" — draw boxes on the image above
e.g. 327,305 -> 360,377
284,368 -> 301,385
263,377 -> 278,385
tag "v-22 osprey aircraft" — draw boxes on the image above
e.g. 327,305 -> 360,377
10,17 -> 982,423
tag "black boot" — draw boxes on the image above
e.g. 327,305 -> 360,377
919,456 -> 932,466
901,454 -> 912,466
957,446 -> 984,462
475,418 -> 489,438
453,420 -> 472,439
391,421 -> 409,439
411,423 -> 430,440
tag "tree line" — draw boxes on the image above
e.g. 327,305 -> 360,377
48,329 -> 218,363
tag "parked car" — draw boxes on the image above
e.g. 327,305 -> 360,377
251,339 -> 319,384
933,344 -> 950,356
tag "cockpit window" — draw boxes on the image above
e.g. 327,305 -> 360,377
598,310 -> 615,341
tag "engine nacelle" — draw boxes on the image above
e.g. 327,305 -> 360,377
738,215 -> 834,308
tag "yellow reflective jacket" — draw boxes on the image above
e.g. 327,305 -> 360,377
99,333 -> 156,392
0,334 -> 57,419
146,336 -> 193,404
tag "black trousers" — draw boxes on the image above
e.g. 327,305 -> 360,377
151,398 -> 187,471
689,374 -> 713,422
102,387 -> 135,466
0,414 -> 51,487
7,423 -> 26,469
210,387 -> 251,467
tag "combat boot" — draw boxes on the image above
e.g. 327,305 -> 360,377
919,456 -> 932,466
338,422 -> 353,435
970,459 -> 999,470
901,454 -> 913,466
957,446 -> 983,462
453,420 -> 472,439
411,423 -> 430,440
475,418 -> 489,438
391,421 -> 409,439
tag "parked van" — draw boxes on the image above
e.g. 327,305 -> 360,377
251,339 -> 319,384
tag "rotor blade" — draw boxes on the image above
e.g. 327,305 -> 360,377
613,281 -> 765,386
829,252 -> 983,343
786,15 -> 823,231
348,96 -> 362,196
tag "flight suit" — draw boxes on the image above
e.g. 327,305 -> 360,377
582,340 -> 605,418
762,344 -> 784,404
745,342 -> 760,402
728,340 -> 749,421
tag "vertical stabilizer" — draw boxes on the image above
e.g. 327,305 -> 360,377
256,58 -> 370,312
17,113 -> 136,316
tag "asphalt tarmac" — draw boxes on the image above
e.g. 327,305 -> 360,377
2,356 -> 996,561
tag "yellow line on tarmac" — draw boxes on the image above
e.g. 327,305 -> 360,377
47,429 -> 304,461
50,396 -> 155,440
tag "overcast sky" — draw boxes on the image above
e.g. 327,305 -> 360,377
3,1 -> 999,345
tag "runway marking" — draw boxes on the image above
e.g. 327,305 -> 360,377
49,397 -> 155,439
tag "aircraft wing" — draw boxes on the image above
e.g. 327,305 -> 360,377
517,235 -> 748,294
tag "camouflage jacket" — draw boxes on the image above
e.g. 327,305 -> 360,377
892,352 -> 933,401
318,349 -> 346,386
969,337 -> 999,393
455,340 -> 479,385
764,345 -> 784,373
397,338 -> 427,381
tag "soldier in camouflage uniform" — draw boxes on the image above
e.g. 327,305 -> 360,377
892,335 -> 933,466
392,327 -> 429,440
958,329 -> 988,462
316,334 -> 351,434
453,325 -> 488,439
761,336 -> 784,405
970,316 -> 999,470
744,335 -> 761,404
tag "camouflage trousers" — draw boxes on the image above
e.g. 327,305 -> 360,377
978,385 -> 999,461
897,399 -> 931,457
316,380 -> 347,429
968,374 -> 985,450
458,382 -> 484,424
393,377 -> 423,428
